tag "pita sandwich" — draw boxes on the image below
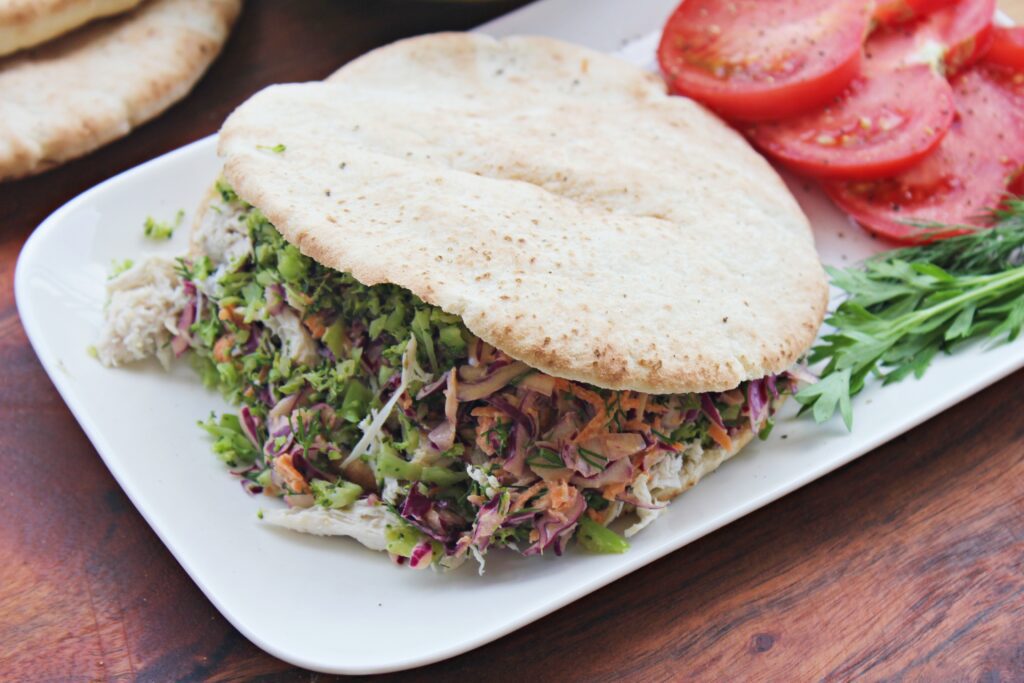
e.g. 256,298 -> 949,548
0,0 -> 142,57
99,33 -> 827,569
0,0 -> 240,181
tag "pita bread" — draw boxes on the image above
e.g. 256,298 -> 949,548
0,0 -> 141,57
0,0 -> 240,181
219,33 -> 827,394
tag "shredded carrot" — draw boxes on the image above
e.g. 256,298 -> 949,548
568,384 -> 610,443
548,480 -> 578,513
397,391 -> 412,412
511,480 -> 547,512
602,480 -> 628,502
217,303 -> 248,326
568,383 -> 606,411
302,312 -> 327,339
621,418 -> 650,433
469,406 -> 505,419
274,453 -> 309,493
619,391 -> 646,414
474,415 -> 499,455
212,334 -> 235,363
551,378 -> 574,393
708,422 -> 733,451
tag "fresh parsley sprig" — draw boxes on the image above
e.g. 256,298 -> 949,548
796,199 -> 1024,430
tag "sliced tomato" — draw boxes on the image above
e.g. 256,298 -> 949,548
825,65 -> 1024,243
914,0 -> 997,73
986,27 -> 1024,69
657,0 -> 872,122
874,0 -> 957,25
746,25 -> 955,180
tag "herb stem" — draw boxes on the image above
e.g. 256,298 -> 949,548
894,265 -> 1024,333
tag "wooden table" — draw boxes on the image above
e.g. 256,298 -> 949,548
2,2 -> 1022,679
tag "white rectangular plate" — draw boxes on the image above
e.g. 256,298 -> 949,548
15,0 -> 1024,674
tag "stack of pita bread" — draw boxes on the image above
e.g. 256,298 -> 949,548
0,0 -> 241,181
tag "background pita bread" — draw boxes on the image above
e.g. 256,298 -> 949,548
0,0 -> 141,57
0,0 -> 240,181
219,33 -> 828,395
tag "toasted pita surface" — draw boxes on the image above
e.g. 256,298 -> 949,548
0,0 -> 240,181
0,0 -> 141,57
219,33 -> 827,394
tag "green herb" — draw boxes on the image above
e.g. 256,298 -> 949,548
215,179 -> 239,203
670,420 -> 702,445
108,258 -> 134,278
650,428 -> 675,444
527,446 -> 564,469
143,209 -> 184,240
257,143 -> 286,153
492,525 -> 531,547
577,445 -> 608,471
604,393 -> 624,431
797,200 -> 1024,429
483,420 -> 511,453
439,443 -> 465,459
582,490 -> 609,511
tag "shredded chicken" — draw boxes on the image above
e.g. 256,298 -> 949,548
191,193 -> 250,267
95,257 -> 187,369
261,500 -> 391,551
264,308 -> 319,367
624,451 -> 684,537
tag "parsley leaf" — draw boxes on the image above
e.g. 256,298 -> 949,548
798,199 -> 1024,429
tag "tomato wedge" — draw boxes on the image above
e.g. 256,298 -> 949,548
825,65 -> 1024,243
874,0 -> 957,25
657,0 -> 872,122
986,27 -> 1024,69
746,25 -> 955,180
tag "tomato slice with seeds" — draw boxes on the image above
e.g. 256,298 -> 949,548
746,24 -> 955,180
825,65 -> 1024,244
866,0 -> 996,76
986,27 -> 1024,70
911,0 -> 997,73
874,0 -> 957,26
657,0 -> 872,122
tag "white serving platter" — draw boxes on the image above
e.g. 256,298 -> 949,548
15,0 -> 1023,674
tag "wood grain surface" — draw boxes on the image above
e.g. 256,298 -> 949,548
1,1 -> 1023,680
